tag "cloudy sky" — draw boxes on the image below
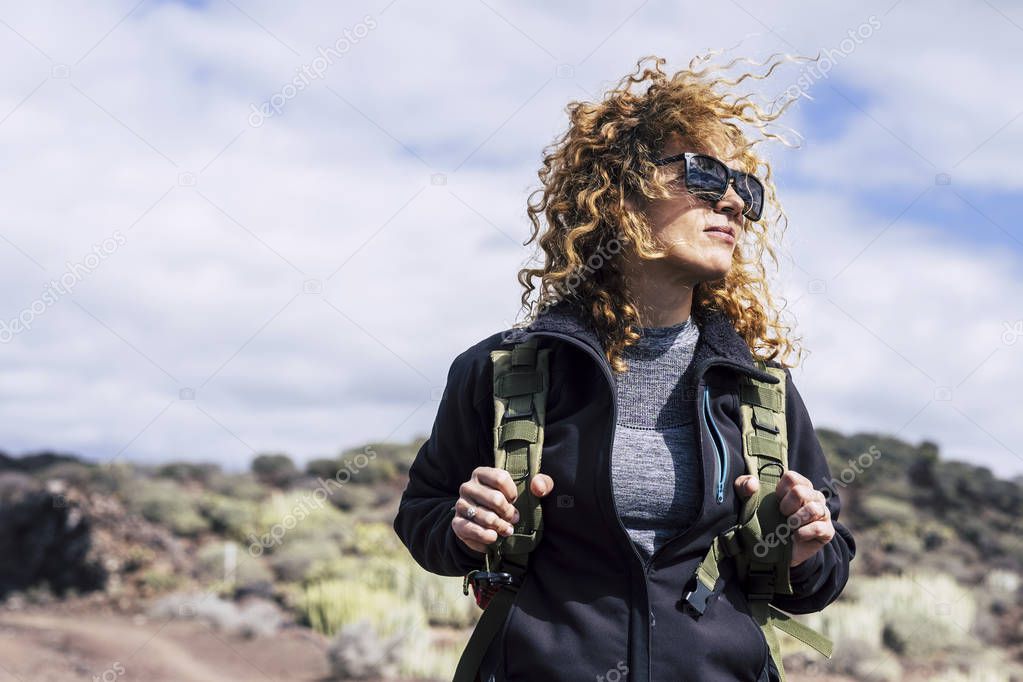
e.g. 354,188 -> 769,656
0,1 -> 1020,477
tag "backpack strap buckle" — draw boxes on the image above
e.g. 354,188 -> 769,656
681,532 -> 735,616
680,578 -> 715,615
464,570 -> 521,609
454,337 -> 551,682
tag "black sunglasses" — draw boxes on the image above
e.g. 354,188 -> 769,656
651,152 -> 765,222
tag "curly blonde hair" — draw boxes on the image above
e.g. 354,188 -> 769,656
516,52 -> 815,374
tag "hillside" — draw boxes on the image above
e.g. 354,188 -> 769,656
1,431 -> 1022,681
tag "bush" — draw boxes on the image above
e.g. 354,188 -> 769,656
326,485 -> 377,511
268,538 -> 342,583
90,462 -> 136,496
304,577 -> 463,680
305,453 -> 397,487
156,461 -> 221,485
345,522 -> 404,556
251,453 -> 299,488
123,480 -> 208,537
326,618 -> 404,680
307,554 -> 476,628
858,495 -> 918,526
206,472 -> 266,501
140,568 -> 183,593
35,461 -> 96,488
149,592 -> 285,638
249,491 -> 352,552
305,458 -> 341,480
199,494 -> 261,541
298,579 -> 428,639
804,572 -> 979,662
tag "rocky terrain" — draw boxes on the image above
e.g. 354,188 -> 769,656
1,431 -> 1023,681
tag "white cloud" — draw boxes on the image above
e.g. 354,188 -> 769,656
0,1 -> 1020,476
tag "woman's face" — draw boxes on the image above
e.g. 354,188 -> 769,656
625,134 -> 748,283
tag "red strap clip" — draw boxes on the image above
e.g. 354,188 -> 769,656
463,570 -> 518,609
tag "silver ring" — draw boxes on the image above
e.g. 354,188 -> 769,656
464,505 -> 477,520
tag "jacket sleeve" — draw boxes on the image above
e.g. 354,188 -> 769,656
769,365 -> 857,614
392,347 -> 491,577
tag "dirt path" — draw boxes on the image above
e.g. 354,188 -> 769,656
0,611 -> 330,682
0,609 -> 859,682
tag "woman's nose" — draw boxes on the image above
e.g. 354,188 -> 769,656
714,181 -> 745,216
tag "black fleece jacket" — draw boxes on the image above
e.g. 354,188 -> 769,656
393,301 -> 856,682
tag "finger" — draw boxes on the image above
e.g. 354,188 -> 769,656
789,499 -> 829,529
793,519 -> 834,545
454,496 -> 515,537
776,469 -> 813,499
779,482 -> 823,517
733,474 -> 760,499
474,466 -> 519,505
452,515 -> 500,547
453,530 -> 488,555
530,473 -> 554,497
461,478 -> 518,524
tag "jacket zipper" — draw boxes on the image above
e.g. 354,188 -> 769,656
520,331 -> 645,568
645,359 -> 774,568
519,330 -> 652,680
516,332 -> 779,680
703,385 -> 728,504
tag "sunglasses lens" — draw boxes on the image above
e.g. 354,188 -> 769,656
734,173 -> 764,221
672,153 -> 765,221
688,155 -> 728,193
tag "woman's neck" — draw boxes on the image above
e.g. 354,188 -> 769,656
622,259 -> 697,328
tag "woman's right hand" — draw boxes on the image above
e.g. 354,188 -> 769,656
452,467 -> 554,554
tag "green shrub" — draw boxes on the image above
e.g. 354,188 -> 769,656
140,568 -> 184,593
345,522 -> 404,556
269,538 -> 343,583
305,458 -> 341,480
326,484 -> 377,511
858,495 -> 917,526
307,554 -> 476,628
918,520 -> 955,550
804,572 -> 979,662
199,494 -> 261,541
306,453 -> 397,487
91,461 -> 135,495
251,491 -> 352,549
298,579 -> 427,635
35,461 -> 95,488
156,461 -> 221,485
328,446 -> 400,485
207,471 -> 266,501
124,479 -> 208,536
251,453 -> 299,488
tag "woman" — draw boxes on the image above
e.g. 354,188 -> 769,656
393,54 -> 855,682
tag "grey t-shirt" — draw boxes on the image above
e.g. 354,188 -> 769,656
611,316 -> 701,564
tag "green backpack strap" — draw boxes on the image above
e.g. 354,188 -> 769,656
453,336 -> 550,682
684,360 -> 833,681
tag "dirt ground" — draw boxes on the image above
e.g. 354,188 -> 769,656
0,606 -> 870,682
0,609 -> 332,682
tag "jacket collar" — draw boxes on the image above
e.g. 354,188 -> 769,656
503,298 -> 779,385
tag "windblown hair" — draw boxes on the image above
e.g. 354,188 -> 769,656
516,51 -> 817,373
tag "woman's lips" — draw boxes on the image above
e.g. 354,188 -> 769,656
704,227 -> 735,243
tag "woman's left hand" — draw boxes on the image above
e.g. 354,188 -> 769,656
734,470 -> 834,567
